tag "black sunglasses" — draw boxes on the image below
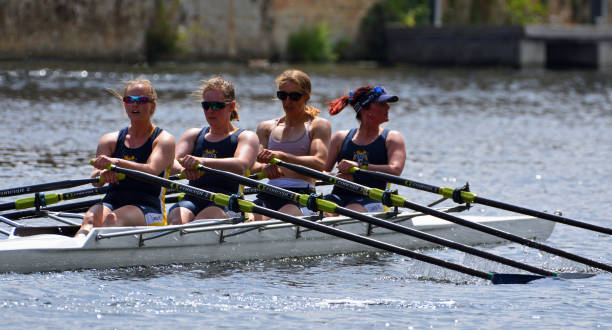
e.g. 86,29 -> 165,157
276,91 -> 303,101
201,101 -> 232,111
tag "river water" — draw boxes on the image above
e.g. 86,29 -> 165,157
0,62 -> 610,328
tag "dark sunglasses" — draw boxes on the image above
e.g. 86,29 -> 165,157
123,96 -> 152,104
276,91 -> 303,101
201,101 -> 232,111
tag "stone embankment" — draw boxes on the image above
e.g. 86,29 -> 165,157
0,0 -> 377,62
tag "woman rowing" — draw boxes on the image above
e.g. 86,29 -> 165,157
324,85 -> 406,212
251,69 -> 331,219
76,79 -> 175,237
168,77 -> 258,224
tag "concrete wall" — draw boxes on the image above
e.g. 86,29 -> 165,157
0,0 -> 379,62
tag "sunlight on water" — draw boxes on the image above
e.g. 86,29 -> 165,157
0,62 -> 610,328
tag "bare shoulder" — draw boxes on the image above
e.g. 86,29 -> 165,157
178,127 -> 202,142
386,130 -> 406,146
238,129 -> 259,144
98,131 -> 119,146
331,129 -> 350,143
310,116 -> 331,137
155,129 -> 176,146
256,118 -> 276,133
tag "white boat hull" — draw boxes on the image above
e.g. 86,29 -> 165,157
0,211 -> 555,273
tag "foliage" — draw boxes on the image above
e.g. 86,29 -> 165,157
505,0 -> 548,25
356,0 -> 431,62
146,0 -> 180,63
287,23 -> 336,62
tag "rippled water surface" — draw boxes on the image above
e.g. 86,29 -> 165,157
0,62 -> 610,328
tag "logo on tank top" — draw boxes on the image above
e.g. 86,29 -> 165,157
123,155 -> 136,161
353,150 -> 369,165
202,148 -> 218,158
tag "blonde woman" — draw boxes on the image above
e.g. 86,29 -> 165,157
168,77 -> 259,224
251,69 -> 331,218
76,79 -> 175,236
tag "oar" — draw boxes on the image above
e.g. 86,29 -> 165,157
109,164 -> 580,285
0,186 -> 109,212
0,174 -> 125,198
350,167 -> 612,236
269,158 -> 612,273
0,193 -> 185,221
198,165 -> 596,280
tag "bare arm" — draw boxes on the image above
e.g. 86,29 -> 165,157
366,130 -> 406,175
172,128 -> 200,174
195,130 -> 259,174
324,130 -> 348,172
92,131 -> 176,183
250,120 -> 275,173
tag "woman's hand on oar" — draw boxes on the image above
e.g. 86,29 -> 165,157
108,164 -> 559,285
350,167 -> 612,236
269,158 -> 612,273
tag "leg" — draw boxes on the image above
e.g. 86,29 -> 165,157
195,206 -> 228,220
102,205 -> 146,227
278,203 -> 303,216
345,203 -> 368,213
167,206 -> 195,225
75,204 -> 112,237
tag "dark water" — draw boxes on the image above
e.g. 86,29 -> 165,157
0,62 -> 610,328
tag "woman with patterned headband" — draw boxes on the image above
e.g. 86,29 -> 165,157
324,85 -> 406,212
251,69 -> 331,219
76,79 -> 176,237
168,77 -> 259,224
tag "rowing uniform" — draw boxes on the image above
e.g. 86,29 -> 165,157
253,118 -> 316,214
102,126 -> 168,226
169,127 -> 245,216
324,128 -> 389,212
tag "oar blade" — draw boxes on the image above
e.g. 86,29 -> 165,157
490,273 -> 546,285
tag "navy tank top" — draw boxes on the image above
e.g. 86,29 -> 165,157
104,126 -> 167,210
331,128 -> 389,196
189,127 -> 245,194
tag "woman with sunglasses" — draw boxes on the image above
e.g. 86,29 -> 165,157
324,85 -> 406,213
167,77 -> 259,224
76,79 -> 176,237
251,69 -> 331,219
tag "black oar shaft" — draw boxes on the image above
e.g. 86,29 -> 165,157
272,159 -> 612,273
473,196 -> 612,235
203,165 -> 556,276
0,178 -> 100,198
354,168 -> 612,236
110,165 -> 502,282
401,198 -> 612,273
249,204 -> 492,281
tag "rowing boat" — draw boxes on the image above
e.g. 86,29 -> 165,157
0,209 -> 555,273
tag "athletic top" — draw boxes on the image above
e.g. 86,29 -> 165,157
267,118 -> 311,156
103,126 -> 168,212
189,127 -> 245,194
267,118 -> 312,188
331,128 -> 389,196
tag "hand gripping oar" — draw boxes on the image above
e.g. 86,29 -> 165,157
198,165 -> 596,280
0,174 -> 125,198
109,164 -> 553,285
269,158 -> 612,273
350,167 -> 612,236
